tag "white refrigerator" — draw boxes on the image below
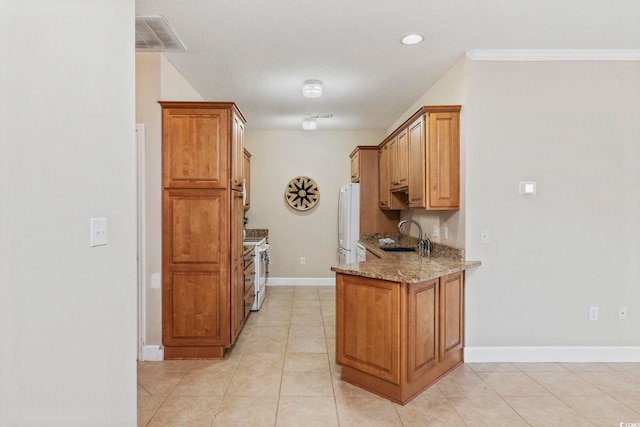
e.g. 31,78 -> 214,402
337,183 -> 360,264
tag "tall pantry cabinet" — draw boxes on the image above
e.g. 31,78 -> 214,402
159,101 -> 246,359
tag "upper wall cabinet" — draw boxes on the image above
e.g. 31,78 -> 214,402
379,105 -> 460,211
160,102 -> 246,190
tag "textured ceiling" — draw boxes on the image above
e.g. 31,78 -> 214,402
135,0 -> 640,131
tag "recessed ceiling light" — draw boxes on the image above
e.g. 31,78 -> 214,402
302,80 -> 323,98
401,34 -> 424,45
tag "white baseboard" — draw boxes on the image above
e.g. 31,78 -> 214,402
267,277 -> 335,286
465,346 -> 640,363
141,345 -> 164,361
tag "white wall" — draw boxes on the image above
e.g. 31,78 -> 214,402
135,53 -> 203,346
0,1 -> 137,425
464,59 -> 640,352
390,57 -> 468,248
244,130 -> 384,280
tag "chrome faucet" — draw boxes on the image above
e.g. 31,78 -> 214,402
398,219 -> 431,256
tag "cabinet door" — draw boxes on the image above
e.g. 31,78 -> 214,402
407,278 -> 439,381
388,136 -> 399,190
231,113 -> 245,192
428,112 -> 459,209
378,144 -> 390,209
407,116 -> 426,208
243,149 -> 251,210
336,274 -> 401,385
162,189 -> 230,347
230,191 -> 245,343
395,128 -> 408,189
439,272 -> 464,361
350,150 -> 360,183
162,107 -> 229,189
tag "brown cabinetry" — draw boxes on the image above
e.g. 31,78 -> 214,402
242,247 -> 256,322
349,146 -> 399,233
379,142 -> 408,211
350,149 -> 360,182
378,105 -> 460,211
160,101 -> 247,359
378,144 -> 390,209
390,129 -> 408,190
243,148 -> 251,210
336,271 -> 464,405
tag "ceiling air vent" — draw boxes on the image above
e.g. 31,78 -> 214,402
136,16 -> 185,51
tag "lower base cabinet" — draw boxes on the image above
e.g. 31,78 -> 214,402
335,271 -> 464,405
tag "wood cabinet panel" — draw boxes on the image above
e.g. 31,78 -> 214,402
230,191 -> 245,343
168,193 -> 224,264
167,271 -> 224,341
336,274 -> 400,385
428,112 -> 460,209
440,272 -> 464,359
162,108 -> 228,189
394,129 -> 408,189
231,113 -> 244,192
243,149 -> 251,210
162,189 -> 230,349
407,279 -> 438,381
378,144 -> 390,209
407,116 -> 426,208
350,146 -> 399,233
160,101 -> 247,359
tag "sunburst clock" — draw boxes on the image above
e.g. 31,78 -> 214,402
285,176 -> 320,211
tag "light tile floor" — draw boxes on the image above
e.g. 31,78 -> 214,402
138,286 -> 640,426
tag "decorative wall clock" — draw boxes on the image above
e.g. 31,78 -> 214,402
285,176 -> 320,211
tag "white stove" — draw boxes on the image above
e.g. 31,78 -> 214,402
243,236 -> 269,310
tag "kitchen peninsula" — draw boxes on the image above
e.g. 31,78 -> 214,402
331,236 -> 480,405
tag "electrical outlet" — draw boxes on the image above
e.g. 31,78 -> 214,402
619,306 -> 628,320
433,225 -> 440,239
480,229 -> 489,244
443,226 -> 449,240
300,257 -> 306,265
90,218 -> 108,247
589,306 -> 599,321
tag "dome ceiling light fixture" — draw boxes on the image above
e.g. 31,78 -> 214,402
401,34 -> 424,45
302,117 -> 318,130
301,114 -> 333,131
302,80 -> 323,98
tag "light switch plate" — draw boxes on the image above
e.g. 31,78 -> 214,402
432,225 -> 440,239
90,218 -> 108,247
519,181 -> 537,195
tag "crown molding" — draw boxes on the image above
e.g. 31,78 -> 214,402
466,49 -> 640,61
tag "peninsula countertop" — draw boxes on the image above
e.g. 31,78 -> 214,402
331,234 -> 481,284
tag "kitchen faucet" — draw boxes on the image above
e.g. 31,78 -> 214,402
398,219 -> 431,256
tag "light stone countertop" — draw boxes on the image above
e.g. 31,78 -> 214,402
331,234 -> 481,284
